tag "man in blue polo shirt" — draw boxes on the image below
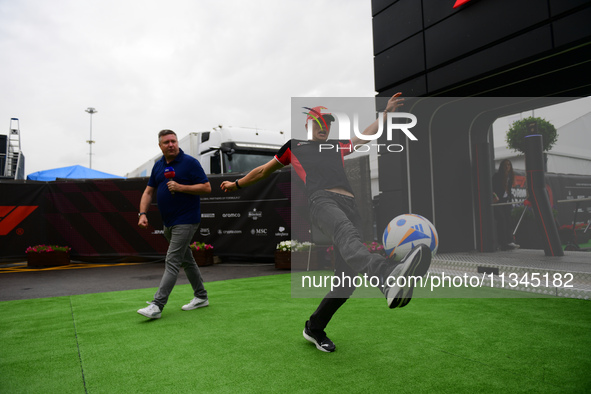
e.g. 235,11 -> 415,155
137,129 -> 212,319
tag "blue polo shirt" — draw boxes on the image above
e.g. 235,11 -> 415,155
148,148 -> 209,227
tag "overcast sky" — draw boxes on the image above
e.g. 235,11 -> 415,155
0,0 -> 376,177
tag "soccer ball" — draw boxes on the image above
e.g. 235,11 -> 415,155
382,214 -> 439,262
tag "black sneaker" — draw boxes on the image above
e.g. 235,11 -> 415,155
383,244 -> 431,309
303,321 -> 335,352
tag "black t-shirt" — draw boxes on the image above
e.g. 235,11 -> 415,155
492,172 -> 512,203
274,139 -> 354,196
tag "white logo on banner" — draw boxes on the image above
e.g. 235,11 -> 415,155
248,208 -> 262,220
275,226 -> 289,237
222,213 -> 241,218
218,229 -> 242,235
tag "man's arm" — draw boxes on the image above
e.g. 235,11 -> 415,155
220,158 -> 284,192
138,185 -> 155,228
166,181 -> 212,195
351,92 -> 405,147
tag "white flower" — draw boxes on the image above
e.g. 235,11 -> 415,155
277,240 -> 315,252
294,241 -> 313,252
277,240 -> 293,251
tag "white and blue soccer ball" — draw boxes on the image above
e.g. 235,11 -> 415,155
382,214 -> 439,262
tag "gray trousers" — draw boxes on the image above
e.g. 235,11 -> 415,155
153,223 -> 208,309
307,190 -> 389,334
308,190 -> 387,279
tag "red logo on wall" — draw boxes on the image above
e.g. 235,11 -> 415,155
454,0 -> 472,8
0,206 -> 39,235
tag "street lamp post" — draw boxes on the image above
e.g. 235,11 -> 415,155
85,107 -> 97,168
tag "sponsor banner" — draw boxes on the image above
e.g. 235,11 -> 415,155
200,170 -> 291,261
0,169 -> 291,263
0,178 -> 169,263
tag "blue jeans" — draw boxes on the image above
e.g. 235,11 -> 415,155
307,190 -> 389,333
153,223 -> 208,309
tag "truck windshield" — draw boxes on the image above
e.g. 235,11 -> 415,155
222,150 -> 276,174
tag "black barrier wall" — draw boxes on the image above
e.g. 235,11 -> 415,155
0,170 -> 291,263
2,164 -> 588,262
0,178 -> 168,263
198,170 -> 291,262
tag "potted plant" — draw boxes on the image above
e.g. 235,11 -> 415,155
190,241 -> 214,267
275,240 -> 318,270
25,245 -> 71,268
505,116 -> 558,171
275,240 -> 294,270
292,241 -> 315,271
506,116 -> 558,154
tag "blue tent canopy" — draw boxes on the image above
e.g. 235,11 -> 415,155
27,165 -> 125,181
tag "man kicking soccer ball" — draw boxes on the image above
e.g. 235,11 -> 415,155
221,94 -> 432,352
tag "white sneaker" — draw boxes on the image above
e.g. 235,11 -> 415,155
137,302 -> 161,319
182,297 -> 209,311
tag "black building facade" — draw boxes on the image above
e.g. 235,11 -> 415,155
372,0 -> 591,252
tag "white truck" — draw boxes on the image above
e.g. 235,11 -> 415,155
126,126 -> 288,177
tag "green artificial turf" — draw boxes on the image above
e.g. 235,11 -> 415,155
1,274 -> 590,393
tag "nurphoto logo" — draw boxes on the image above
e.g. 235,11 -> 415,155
305,108 -> 418,153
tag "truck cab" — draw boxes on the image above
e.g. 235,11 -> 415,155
194,126 -> 286,174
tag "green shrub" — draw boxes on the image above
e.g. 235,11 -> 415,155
506,116 -> 558,154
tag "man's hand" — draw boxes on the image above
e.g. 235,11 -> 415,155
138,215 -> 148,229
352,92 -> 406,147
384,92 -> 404,114
167,180 -> 179,193
220,180 -> 238,192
